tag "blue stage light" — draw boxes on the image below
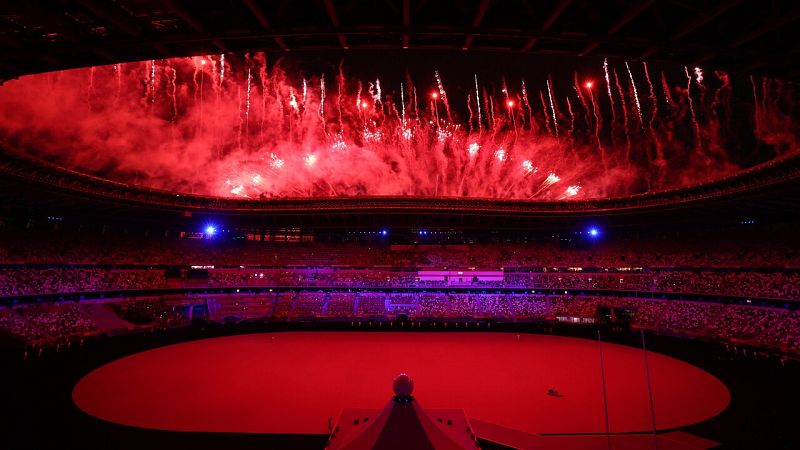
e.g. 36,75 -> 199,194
588,227 -> 599,237
205,225 -> 217,236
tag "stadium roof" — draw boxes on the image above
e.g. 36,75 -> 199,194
1,0 -> 799,81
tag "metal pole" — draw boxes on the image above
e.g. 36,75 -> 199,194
641,330 -> 659,450
598,330 -> 612,450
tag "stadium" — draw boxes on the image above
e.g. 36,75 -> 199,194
1,1 -> 799,449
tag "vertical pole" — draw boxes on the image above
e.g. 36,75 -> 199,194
598,330 -> 612,450
641,330 -> 659,450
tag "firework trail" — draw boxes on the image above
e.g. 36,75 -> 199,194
302,77 -> 308,112
573,72 -> 591,129
508,97 -> 518,139
750,75 -> 760,133
625,62 -> 643,125
661,71 -> 675,113
531,172 -> 561,198
148,59 -> 156,105
434,70 -> 452,123
367,81 -> 375,108
237,85 -> 243,148
399,81 -> 406,123
603,59 -> 616,122
488,92 -> 497,133
685,66 -> 702,148
546,78 -> 558,138
272,65 -> 284,127
255,54 -> 266,138
336,62 -> 345,132
603,59 -> 618,150
374,78 -> 382,108
168,65 -> 178,122
521,79 -> 533,132
245,68 -> 252,129
475,74 -> 482,133
642,62 -> 657,129
355,81 -> 363,112
642,62 -> 663,166
404,70 -> 415,119
467,93 -> 474,133
613,68 -> 631,158
197,59 -> 206,132
694,67 -> 708,118
87,66 -> 95,112
430,87 -> 440,128
711,71 -> 731,130
219,54 -> 225,87
694,67 -> 704,85
501,77 -> 510,106
557,185 -> 581,200
192,59 -> 201,100
566,96 -> 575,145
586,82 -> 606,166
539,90 -> 552,137
412,86 -> 419,120
482,87 -> 491,132
114,64 -> 122,103
319,74 -> 327,134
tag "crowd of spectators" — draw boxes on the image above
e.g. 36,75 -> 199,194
2,227 -> 800,269
16,303 -> 97,336
0,308 -> 48,342
2,266 -> 799,301
0,268 -> 166,297
2,293 -> 799,357
1,228 -> 799,356
111,298 -> 189,327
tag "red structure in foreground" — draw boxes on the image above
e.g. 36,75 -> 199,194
327,373 -> 478,450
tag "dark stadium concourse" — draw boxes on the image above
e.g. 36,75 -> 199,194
2,1 -> 800,450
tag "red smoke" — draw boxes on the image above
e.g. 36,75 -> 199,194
0,54 -> 795,200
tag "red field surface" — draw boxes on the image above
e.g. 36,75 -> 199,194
73,332 -> 729,436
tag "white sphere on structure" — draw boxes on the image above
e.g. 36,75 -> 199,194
393,373 -> 414,397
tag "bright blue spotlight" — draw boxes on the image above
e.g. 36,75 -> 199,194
381,229 -> 388,236
205,225 -> 217,236
588,227 -> 599,237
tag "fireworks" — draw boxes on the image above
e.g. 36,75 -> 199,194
304,153 -> 317,167
694,67 -> 704,85
331,134 -> 348,151
0,54 -> 795,202
522,160 -> 536,174
546,78 -> 558,138
558,185 -> 581,200
625,62 -> 643,125
467,142 -> 480,157
148,59 -> 156,104
269,153 -> 284,169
